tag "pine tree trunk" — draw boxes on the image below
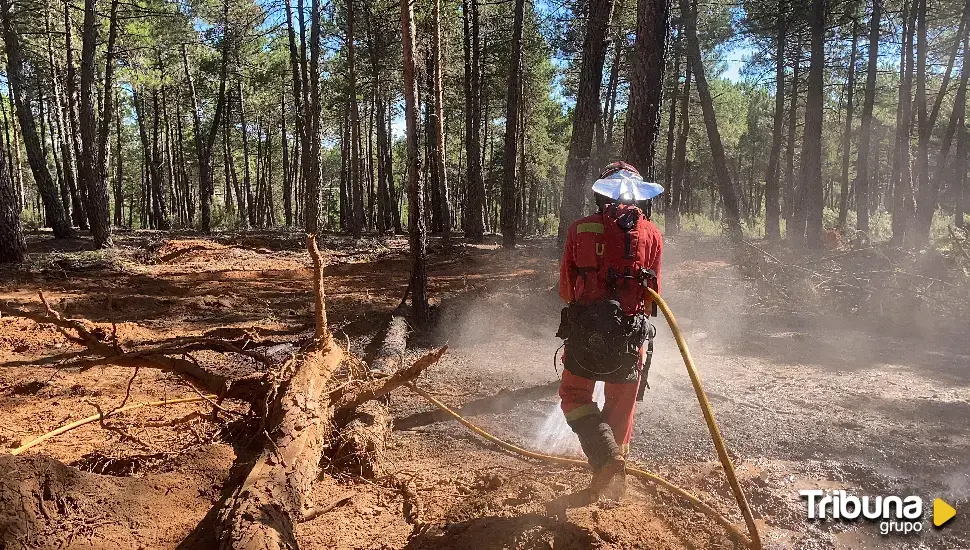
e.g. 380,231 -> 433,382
837,15 -> 859,229
45,1 -> 85,231
669,50 -> 691,235
0,143 -> 25,262
683,0 -> 742,239
799,0 -> 826,247
401,0 -> 429,322
913,0 -> 932,247
281,89 -> 292,227
78,0 -> 112,247
853,0 -> 881,244
662,28 -> 681,221
462,0 -> 486,241
113,91 -> 124,226
915,1 -> 970,246
304,0 -> 323,233
923,27 -> 970,243
784,42 -> 801,227
556,0 -> 615,244
956,111 -> 968,228
892,0 -> 918,246
0,1 -> 73,238
765,7 -> 786,240
599,38 -> 622,169
622,0 -> 669,179
347,0 -> 364,239
432,0 -> 452,243
500,0 -> 525,248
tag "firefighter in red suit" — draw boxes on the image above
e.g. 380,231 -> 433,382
557,161 -> 663,498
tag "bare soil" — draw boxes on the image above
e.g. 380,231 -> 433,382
1,230 -> 967,549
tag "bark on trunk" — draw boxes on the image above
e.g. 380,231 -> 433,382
0,145 -> 25,262
79,0 -> 113,247
669,51 -> 691,236
892,0 -> 918,246
622,0 -> 669,179
556,0 -> 616,244
915,3 -> 970,246
765,7 -> 786,240
432,0 -> 452,243
347,0 -> 364,239
800,0 -> 826,248
500,0 -> 525,248
402,0 -> 429,322
853,0 -> 881,244
463,0 -> 486,242
837,15 -> 859,229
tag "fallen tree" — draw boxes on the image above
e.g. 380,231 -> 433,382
3,235 -> 447,550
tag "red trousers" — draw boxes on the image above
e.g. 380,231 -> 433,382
559,369 -> 640,451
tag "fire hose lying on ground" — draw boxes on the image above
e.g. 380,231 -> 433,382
408,287 -> 763,550
11,289 -> 762,549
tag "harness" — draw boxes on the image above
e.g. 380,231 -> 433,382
556,205 -> 656,385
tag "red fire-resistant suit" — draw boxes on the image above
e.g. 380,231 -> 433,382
558,207 -> 663,452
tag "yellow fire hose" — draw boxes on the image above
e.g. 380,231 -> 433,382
408,288 -> 762,550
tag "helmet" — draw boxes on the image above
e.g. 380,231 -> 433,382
599,161 -> 640,180
592,161 -> 664,207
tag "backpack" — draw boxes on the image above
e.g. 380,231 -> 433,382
557,203 -> 653,383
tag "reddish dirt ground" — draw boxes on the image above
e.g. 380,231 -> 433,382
1,231 -> 968,549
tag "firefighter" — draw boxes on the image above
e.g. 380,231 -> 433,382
556,161 -> 664,499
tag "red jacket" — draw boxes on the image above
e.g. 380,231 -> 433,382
559,207 -> 663,315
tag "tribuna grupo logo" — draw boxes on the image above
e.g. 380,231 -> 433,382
800,490 -> 925,535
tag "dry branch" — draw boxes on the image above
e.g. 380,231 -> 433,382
333,346 -> 448,419
307,234 -> 331,347
0,299 -> 271,403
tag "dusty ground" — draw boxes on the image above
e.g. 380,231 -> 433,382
1,230 -> 967,549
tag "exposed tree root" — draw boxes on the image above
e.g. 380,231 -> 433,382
332,400 -> 392,478
4,235 -> 448,550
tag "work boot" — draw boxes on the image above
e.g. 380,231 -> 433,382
568,413 -> 625,498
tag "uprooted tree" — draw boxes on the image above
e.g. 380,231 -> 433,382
0,235 -> 445,550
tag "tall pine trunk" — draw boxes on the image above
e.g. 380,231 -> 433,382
683,0 -> 742,239
501,0 -> 525,248
913,0 -> 933,247
401,0 -> 429,321
799,0 -> 826,247
622,0 -> 669,178
837,14 -> 859,229
347,0 -> 364,238
853,0 -> 881,244
669,49 -> 691,235
765,6 -> 786,240
892,0 -> 918,246
432,0 -> 452,243
784,41 -> 801,227
462,0 -> 486,241
0,141 -> 25,262
79,0 -> 112,247
556,0 -> 616,244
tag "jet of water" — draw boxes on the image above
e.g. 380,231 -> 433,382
533,381 -> 606,456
